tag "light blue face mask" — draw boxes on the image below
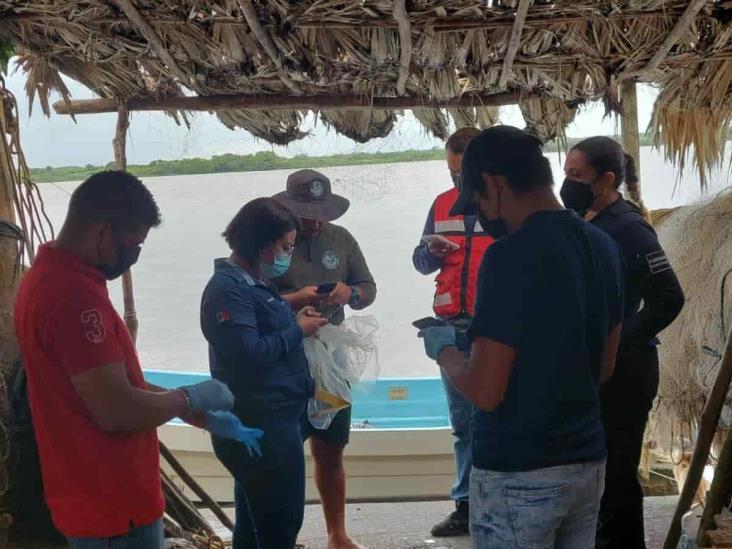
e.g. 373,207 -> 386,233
260,252 -> 291,279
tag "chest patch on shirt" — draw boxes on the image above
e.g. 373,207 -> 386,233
646,250 -> 671,274
321,250 -> 340,270
216,310 -> 231,323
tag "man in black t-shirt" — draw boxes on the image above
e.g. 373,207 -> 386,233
419,126 -> 625,549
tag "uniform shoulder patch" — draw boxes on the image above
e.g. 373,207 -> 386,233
646,250 -> 671,275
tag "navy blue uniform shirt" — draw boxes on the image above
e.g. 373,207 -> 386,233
200,259 -> 314,425
590,198 -> 684,348
468,210 -> 625,472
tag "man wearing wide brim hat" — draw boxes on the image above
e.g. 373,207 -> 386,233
273,169 -> 376,549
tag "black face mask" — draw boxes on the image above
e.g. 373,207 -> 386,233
451,173 -> 462,190
99,243 -> 141,280
476,183 -> 509,240
478,212 -> 509,239
560,179 -> 595,213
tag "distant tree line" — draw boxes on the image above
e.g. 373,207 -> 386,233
29,131 -> 698,184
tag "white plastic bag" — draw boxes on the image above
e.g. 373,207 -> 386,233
304,315 -> 379,429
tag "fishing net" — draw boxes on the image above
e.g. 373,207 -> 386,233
649,189 -> 732,458
304,315 -> 379,430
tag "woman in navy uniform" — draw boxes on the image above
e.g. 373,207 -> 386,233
201,198 -> 328,549
561,137 -> 685,549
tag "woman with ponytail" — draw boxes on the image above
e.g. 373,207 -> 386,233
561,136 -> 685,549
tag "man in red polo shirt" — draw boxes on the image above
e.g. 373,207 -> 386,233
14,171 -> 246,548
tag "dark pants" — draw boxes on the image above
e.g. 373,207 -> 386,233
213,416 -> 306,549
596,345 -> 659,549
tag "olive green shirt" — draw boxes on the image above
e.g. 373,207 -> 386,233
273,223 -> 376,325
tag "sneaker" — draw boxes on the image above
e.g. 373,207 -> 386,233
430,503 -> 469,537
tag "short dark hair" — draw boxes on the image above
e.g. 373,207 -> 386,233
571,136 -> 639,192
462,126 -> 553,196
446,127 -> 482,154
224,197 -> 301,263
66,171 -> 161,234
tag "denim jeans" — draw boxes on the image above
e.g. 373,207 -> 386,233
440,368 -> 473,503
67,519 -> 164,549
470,461 -> 606,549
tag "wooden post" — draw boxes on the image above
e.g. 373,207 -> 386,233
620,80 -> 642,203
664,329 -> 732,549
113,103 -> 139,343
697,424 -> 732,546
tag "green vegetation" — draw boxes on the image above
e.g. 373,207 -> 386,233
28,130 -> 726,184
30,149 -> 447,183
0,39 -> 13,76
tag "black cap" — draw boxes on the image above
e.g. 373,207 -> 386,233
449,126 -> 544,216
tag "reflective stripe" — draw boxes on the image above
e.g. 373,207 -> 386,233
434,219 -> 465,233
433,293 -> 453,307
474,219 -> 484,232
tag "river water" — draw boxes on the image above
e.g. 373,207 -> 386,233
38,147 -> 730,376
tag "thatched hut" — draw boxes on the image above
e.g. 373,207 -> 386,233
2,0 -> 732,547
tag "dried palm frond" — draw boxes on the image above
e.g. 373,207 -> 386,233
0,0 -> 726,183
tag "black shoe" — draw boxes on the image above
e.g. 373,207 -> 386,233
430,504 -> 469,537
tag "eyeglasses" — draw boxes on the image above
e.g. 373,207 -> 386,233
279,243 -> 295,257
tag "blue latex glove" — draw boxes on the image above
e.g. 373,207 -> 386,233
179,379 -> 234,413
204,411 -> 264,457
419,325 -> 457,361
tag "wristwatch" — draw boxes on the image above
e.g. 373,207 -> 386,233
349,286 -> 360,307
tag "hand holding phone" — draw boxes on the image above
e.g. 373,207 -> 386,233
421,234 -> 459,258
412,317 -> 447,330
316,282 -> 338,294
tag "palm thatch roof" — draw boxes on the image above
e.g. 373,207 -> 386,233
1,0 -> 731,179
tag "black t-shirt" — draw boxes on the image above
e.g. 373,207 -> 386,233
468,210 -> 625,472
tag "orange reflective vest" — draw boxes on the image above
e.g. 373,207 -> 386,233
432,188 -> 494,318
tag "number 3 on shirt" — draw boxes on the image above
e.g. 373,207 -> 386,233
81,309 -> 106,344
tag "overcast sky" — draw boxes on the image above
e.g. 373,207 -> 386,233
4,62 -> 659,169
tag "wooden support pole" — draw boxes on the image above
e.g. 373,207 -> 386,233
393,0 -> 412,96
159,442 -> 234,532
53,91 -> 526,116
499,0 -> 531,91
663,328 -> 732,549
697,424 -> 732,546
620,80 -> 642,203
112,103 -> 139,343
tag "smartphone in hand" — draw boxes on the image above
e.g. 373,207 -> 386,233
316,282 -> 338,294
412,317 -> 447,330
420,234 -> 460,250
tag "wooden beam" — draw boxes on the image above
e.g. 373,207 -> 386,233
499,0 -> 531,91
640,0 -> 709,75
109,0 -> 194,90
393,0 -> 412,96
1,8 -> 688,31
620,80 -> 642,202
53,91 -> 527,115
663,329 -> 732,549
237,0 -> 303,95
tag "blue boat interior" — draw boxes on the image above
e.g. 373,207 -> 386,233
144,370 -> 450,430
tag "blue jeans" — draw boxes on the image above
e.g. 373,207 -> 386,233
67,519 -> 164,549
470,461 -> 606,549
441,368 -> 473,503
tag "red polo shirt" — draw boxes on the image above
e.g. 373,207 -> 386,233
14,244 -> 164,537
